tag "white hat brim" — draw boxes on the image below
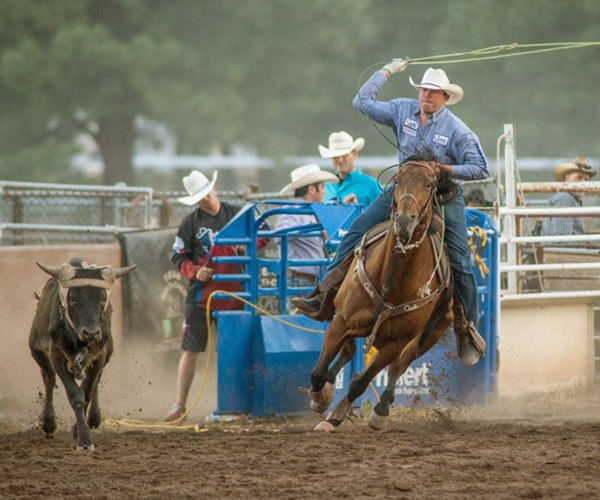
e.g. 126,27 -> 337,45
409,76 -> 464,105
177,170 -> 218,205
318,138 -> 365,159
280,171 -> 339,194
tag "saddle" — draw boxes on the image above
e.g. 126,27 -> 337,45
311,212 -> 449,323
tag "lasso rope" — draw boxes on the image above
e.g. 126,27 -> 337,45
359,41 -> 600,154
373,41 -> 600,70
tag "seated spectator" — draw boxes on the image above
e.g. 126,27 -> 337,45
278,164 -> 339,310
541,157 -> 596,238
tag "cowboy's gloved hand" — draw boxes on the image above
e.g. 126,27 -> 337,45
382,58 -> 408,75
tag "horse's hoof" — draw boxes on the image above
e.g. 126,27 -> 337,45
310,401 -> 329,413
309,382 -> 334,413
313,421 -> 336,432
368,410 -> 388,431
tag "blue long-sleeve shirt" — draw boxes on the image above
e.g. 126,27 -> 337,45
323,168 -> 380,206
353,71 -> 488,181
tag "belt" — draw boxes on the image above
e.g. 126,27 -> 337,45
289,270 -> 318,281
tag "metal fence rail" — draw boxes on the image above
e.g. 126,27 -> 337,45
0,180 -> 292,246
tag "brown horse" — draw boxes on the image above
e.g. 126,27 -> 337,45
308,157 -> 457,432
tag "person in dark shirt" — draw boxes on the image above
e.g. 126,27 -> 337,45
165,170 -> 244,421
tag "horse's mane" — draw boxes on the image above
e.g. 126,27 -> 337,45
402,150 -> 459,201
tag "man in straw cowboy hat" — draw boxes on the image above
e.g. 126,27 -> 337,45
318,131 -> 380,206
165,170 -> 245,421
541,157 -> 596,238
278,164 -> 339,310
294,61 -> 489,366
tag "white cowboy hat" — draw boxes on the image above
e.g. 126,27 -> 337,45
409,68 -> 464,105
280,164 -> 339,194
553,157 -> 596,182
318,131 -> 365,159
177,170 -> 218,206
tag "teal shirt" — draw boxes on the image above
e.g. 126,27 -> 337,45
323,168 -> 380,206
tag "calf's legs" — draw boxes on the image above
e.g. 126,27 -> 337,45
30,349 -> 57,438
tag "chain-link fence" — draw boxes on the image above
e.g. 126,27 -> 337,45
0,180 -> 287,246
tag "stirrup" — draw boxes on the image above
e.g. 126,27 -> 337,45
455,322 -> 486,366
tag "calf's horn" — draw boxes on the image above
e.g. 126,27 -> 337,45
114,264 -> 137,279
100,264 -> 137,282
37,262 -> 76,280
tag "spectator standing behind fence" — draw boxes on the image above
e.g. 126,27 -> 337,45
278,164 -> 339,311
319,131 -> 380,206
541,158 -> 596,238
165,170 -> 245,422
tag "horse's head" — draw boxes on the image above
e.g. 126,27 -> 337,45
391,152 -> 454,251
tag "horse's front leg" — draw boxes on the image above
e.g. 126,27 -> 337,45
369,309 -> 452,430
315,340 -> 401,432
326,337 -> 356,385
368,337 -> 420,431
309,317 -> 348,413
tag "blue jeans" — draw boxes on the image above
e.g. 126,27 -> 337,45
326,190 -> 478,324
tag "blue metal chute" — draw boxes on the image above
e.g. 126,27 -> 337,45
211,203 -> 498,415
311,202 -> 363,247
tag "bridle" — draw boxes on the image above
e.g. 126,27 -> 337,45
361,161 -> 448,351
390,161 -> 439,254
58,278 -> 112,331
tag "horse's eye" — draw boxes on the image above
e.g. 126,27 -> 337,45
426,182 -> 433,189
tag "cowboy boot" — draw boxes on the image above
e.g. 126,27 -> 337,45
292,254 -> 354,321
292,287 -> 323,317
453,301 -> 486,366
292,288 -> 337,322
455,321 -> 487,366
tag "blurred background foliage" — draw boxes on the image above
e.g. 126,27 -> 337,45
0,0 -> 599,187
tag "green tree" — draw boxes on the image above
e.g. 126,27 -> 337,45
0,0 -> 186,184
435,0 -> 600,159
0,0 -> 378,184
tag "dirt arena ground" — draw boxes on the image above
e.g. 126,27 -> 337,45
2,388 -> 600,500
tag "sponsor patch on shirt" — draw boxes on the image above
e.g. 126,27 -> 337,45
432,133 -> 449,146
402,126 -> 417,137
404,118 -> 418,129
